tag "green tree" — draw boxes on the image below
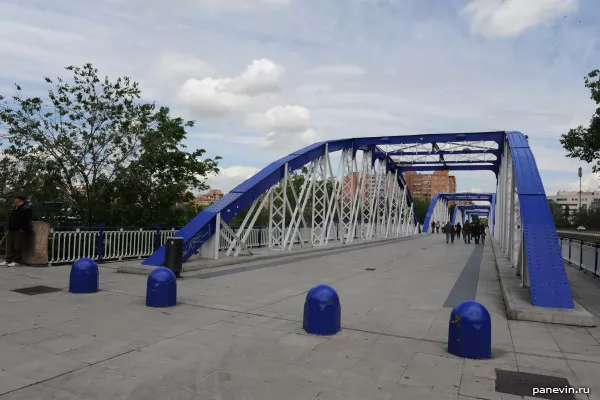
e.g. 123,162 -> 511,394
549,200 -> 569,229
412,196 -> 430,224
560,69 -> 600,170
0,63 -> 220,226
564,205 -> 571,225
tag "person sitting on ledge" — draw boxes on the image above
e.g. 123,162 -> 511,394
1,194 -> 33,267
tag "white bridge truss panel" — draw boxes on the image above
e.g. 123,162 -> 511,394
199,148 -> 421,259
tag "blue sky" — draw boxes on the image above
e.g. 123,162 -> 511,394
1,0 -> 599,195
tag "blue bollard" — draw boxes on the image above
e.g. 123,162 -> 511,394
69,258 -> 99,294
303,284 -> 341,335
448,300 -> 491,359
146,267 -> 177,308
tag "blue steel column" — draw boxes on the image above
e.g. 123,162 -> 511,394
506,132 -> 574,309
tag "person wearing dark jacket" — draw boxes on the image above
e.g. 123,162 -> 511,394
472,221 -> 481,244
463,221 -> 471,244
455,222 -> 462,239
1,195 -> 33,267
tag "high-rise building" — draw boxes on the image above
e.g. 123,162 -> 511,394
403,171 -> 456,200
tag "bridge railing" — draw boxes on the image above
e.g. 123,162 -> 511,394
559,237 -> 599,278
45,222 -> 408,265
557,229 -> 600,236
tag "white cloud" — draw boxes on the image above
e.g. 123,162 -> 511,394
106,0 -> 289,11
246,105 -> 310,132
259,128 -> 319,149
462,0 -> 578,37
179,77 -> 250,116
306,64 -> 367,77
206,165 -> 260,192
178,59 -> 284,116
226,59 -> 284,95
154,52 -> 213,82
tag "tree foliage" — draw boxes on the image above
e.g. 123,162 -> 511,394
560,69 -> 600,171
412,196 -> 430,224
0,63 -> 220,226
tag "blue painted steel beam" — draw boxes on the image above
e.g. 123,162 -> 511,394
396,160 -> 496,165
389,149 -> 500,156
352,131 -> 505,148
452,207 -> 460,225
398,165 -> 497,172
437,192 -> 494,202
422,193 -> 441,233
505,131 -> 573,308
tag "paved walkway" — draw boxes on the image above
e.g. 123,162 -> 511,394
0,234 -> 599,399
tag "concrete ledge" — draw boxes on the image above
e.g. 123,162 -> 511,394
119,234 -> 427,276
491,238 -> 597,327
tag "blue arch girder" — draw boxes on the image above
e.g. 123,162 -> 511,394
452,205 -> 491,225
424,192 -> 494,232
143,131 -> 573,310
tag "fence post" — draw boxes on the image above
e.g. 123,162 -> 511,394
595,244 -> 599,277
580,240 -> 584,270
154,225 -> 161,251
568,238 -> 572,264
97,224 -> 104,263
258,226 -> 263,247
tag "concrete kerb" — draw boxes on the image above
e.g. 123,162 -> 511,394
490,237 -> 597,327
119,234 -> 428,276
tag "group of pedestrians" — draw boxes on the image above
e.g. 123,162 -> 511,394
430,220 -> 487,245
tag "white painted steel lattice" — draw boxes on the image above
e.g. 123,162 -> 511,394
195,149 -> 421,260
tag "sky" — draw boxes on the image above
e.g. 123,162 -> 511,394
1,0 -> 599,197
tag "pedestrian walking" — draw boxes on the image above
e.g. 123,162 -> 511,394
463,221 -> 471,243
430,220 -> 435,234
480,224 -> 487,245
436,221 -> 440,233
456,222 -> 462,239
472,221 -> 481,244
0,195 -> 33,267
444,221 -> 454,244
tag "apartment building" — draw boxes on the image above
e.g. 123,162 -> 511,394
403,171 -> 456,200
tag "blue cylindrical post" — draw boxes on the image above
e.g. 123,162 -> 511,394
146,267 -> 177,308
448,301 -> 491,359
97,225 -> 104,264
303,284 -> 341,336
69,258 -> 99,294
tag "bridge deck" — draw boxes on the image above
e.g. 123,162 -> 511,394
0,235 -> 599,399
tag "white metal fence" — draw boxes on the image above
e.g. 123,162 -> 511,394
48,223 -> 422,265
559,237 -> 599,277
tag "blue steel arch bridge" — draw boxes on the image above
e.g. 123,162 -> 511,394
423,192 -> 495,230
144,131 -> 573,310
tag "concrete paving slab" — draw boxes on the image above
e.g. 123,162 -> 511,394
0,233 -> 599,399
